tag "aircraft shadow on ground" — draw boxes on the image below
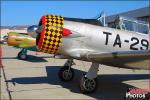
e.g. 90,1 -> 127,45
7,66 -> 150,100
1,55 -> 54,62
23,55 -> 50,62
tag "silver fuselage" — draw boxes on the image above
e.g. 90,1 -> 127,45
59,20 -> 150,70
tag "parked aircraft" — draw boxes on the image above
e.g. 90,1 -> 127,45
2,25 -> 38,60
35,15 -> 150,93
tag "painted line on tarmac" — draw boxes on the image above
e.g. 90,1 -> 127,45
1,65 -> 12,100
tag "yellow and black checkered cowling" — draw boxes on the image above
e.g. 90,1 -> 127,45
37,15 -> 64,54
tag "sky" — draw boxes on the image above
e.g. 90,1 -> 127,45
1,0 -> 149,26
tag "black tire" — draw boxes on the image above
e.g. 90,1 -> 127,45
17,51 -> 22,59
80,75 -> 97,94
17,52 -> 27,60
58,66 -> 74,82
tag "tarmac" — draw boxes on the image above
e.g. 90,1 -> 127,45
1,45 -> 150,100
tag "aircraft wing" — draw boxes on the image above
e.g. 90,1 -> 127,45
81,50 -> 150,69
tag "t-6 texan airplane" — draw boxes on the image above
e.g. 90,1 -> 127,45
35,15 -> 150,93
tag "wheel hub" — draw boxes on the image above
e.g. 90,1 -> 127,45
83,78 -> 96,92
62,70 -> 72,80
20,54 -> 26,59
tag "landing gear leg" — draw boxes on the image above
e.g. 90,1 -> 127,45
80,63 -> 99,93
18,48 -> 28,60
58,59 -> 75,81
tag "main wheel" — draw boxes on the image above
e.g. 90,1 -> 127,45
80,75 -> 97,93
17,51 -> 27,60
58,66 -> 74,82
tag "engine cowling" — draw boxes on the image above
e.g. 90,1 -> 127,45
36,15 -> 64,54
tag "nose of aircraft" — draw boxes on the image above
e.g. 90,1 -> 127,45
7,32 -> 21,46
7,32 -> 35,48
36,15 -> 64,54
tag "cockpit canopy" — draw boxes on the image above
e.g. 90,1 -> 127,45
27,25 -> 38,38
113,16 -> 149,34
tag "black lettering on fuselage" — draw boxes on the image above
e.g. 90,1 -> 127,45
141,39 -> 149,50
130,37 -> 139,50
113,34 -> 122,48
103,32 -> 112,45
